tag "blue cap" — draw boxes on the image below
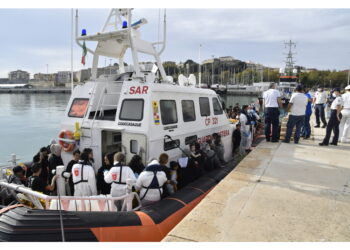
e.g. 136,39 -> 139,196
122,21 -> 127,28
81,29 -> 87,36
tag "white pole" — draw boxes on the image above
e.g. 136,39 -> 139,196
198,44 -> 202,87
71,8 -> 74,93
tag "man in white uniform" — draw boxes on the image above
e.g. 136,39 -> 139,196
313,86 -> 328,128
263,83 -> 283,142
104,152 -> 136,210
319,88 -> 344,146
339,85 -> 350,143
282,85 -> 308,144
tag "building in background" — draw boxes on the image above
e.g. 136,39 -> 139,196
55,71 -> 71,85
33,73 -> 56,82
8,70 -> 30,83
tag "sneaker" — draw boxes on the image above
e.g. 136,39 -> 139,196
330,142 -> 337,146
266,138 -> 271,142
294,141 -> 299,144
282,140 -> 289,143
319,142 -> 328,146
314,125 -> 320,128
271,139 -> 279,143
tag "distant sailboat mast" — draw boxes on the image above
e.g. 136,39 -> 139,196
70,8 -> 74,92
198,44 -> 202,87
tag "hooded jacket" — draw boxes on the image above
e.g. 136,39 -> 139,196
104,162 -> 136,198
72,160 -> 97,197
48,144 -> 64,182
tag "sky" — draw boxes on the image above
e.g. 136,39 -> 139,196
1,8 -> 350,78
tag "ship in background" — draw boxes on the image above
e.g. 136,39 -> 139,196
278,40 -> 298,103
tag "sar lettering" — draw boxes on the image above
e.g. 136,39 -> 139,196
129,86 -> 149,95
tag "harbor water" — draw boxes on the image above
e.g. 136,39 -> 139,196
0,93 -> 70,165
0,93 -> 258,165
221,95 -> 259,108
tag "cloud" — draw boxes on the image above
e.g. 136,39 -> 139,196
1,8 -> 350,77
164,9 -> 350,43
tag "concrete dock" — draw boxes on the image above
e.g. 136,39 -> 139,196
163,125 -> 350,242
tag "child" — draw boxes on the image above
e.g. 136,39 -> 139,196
167,161 -> 179,194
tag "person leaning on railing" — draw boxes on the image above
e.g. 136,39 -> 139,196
28,163 -> 57,195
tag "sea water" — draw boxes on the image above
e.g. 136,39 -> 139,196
0,93 -> 70,164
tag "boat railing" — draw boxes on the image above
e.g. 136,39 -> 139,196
0,181 -> 142,212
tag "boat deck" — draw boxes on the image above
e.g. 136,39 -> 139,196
163,122 -> 350,241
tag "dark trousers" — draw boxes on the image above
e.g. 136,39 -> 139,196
322,110 -> 341,145
264,107 -> 280,141
301,113 -> 311,137
315,104 -> 327,126
285,115 -> 305,143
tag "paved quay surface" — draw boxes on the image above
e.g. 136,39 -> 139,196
163,126 -> 350,242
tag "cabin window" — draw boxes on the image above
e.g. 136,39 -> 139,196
68,98 -> 89,118
130,140 -> 139,154
181,100 -> 196,122
164,138 -> 180,151
160,100 -> 178,125
119,99 -> 144,121
213,97 -> 223,115
185,135 -> 198,145
199,97 -> 210,116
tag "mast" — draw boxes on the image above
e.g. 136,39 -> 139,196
75,8 -> 169,82
198,44 -> 202,87
70,8 -> 74,92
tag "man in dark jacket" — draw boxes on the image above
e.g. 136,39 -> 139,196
64,149 -> 80,195
97,152 -> 113,195
48,144 -> 63,182
232,123 -> 242,156
32,147 -> 50,184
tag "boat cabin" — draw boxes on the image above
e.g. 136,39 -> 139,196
59,9 -> 234,169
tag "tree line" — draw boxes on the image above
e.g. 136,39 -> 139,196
161,59 -> 349,88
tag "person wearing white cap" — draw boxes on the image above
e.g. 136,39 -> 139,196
339,85 -> 350,143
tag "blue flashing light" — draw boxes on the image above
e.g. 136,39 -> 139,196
122,21 -> 127,29
81,29 -> 87,36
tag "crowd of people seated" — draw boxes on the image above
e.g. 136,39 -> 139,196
4,134 -> 229,208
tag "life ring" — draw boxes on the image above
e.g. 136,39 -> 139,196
58,130 -> 75,152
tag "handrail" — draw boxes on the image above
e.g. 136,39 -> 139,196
0,181 -> 48,200
0,181 -> 142,212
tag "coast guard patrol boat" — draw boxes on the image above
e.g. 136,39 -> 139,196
0,9 -> 236,242
60,8 -> 233,169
